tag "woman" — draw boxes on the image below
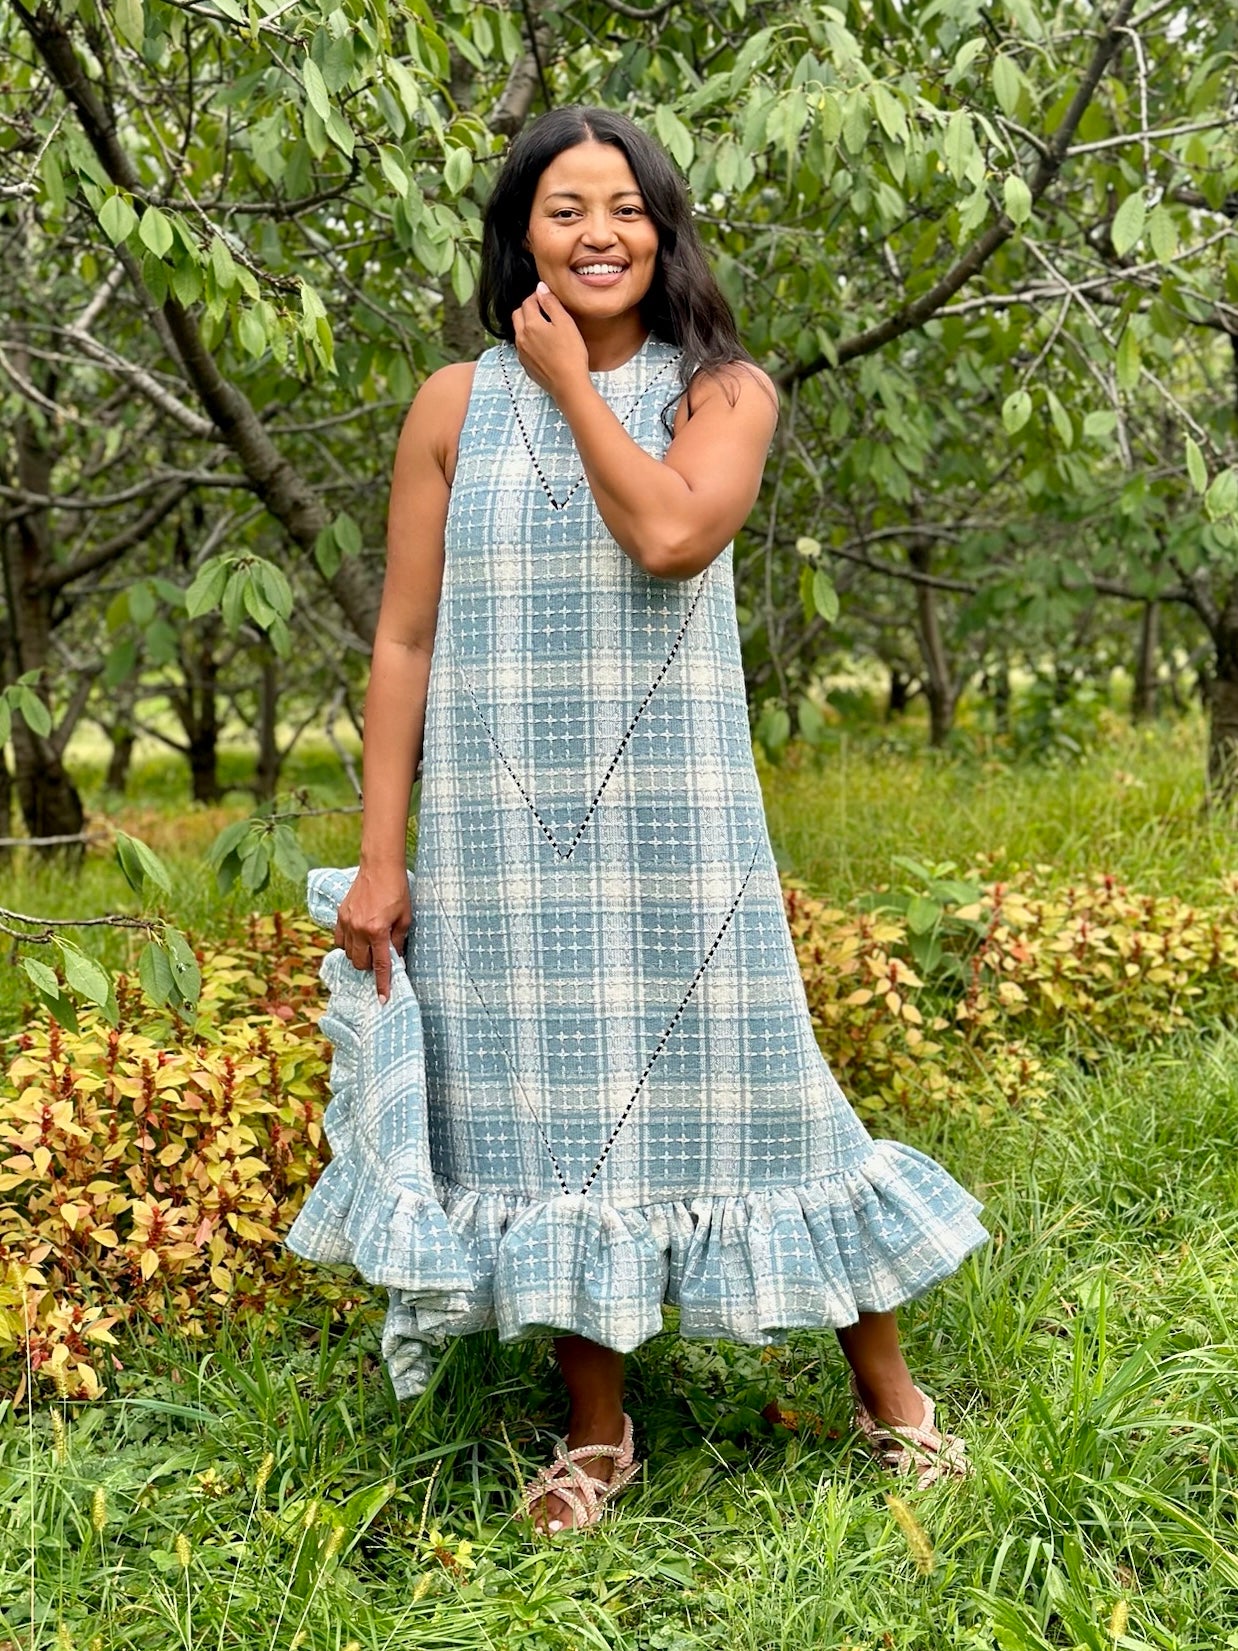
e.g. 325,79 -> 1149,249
323,107 -> 987,1535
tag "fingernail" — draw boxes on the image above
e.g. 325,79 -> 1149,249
536,281 -> 549,295
548,1519 -> 562,1532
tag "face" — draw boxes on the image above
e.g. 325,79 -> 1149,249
523,140 -> 660,322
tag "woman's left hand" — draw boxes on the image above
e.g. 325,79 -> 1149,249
512,283 -> 590,399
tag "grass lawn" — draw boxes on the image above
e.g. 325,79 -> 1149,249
2,714 -> 1236,1649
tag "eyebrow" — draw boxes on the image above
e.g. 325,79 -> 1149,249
542,190 -> 644,202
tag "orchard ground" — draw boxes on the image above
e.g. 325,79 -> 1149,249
2,705 -> 1236,1650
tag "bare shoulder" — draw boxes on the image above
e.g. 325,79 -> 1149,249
395,360 -> 479,480
673,359 -> 780,438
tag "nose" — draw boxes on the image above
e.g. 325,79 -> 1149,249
580,211 -> 618,248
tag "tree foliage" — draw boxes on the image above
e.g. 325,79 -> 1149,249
0,0 -> 1235,986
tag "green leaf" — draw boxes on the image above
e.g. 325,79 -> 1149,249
1111,191 -> 1146,258
139,206 -> 173,258
206,818 -> 250,868
15,687 -> 51,738
114,0 -> 145,48
104,638 -> 137,688
271,824 -> 310,885
1046,389 -> 1073,449
1002,389 -> 1032,434
812,568 -> 839,624
443,146 -> 473,195
1148,203 -> 1179,263
379,146 -> 410,198
314,526 -> 341,579
99,192 -> 137,245
1185,435 -> 1207,495
943,111 -> 974,185
1003,175 -> 1032,226
56,942 -> 111,1009
1205,468 -> 1238,522
991,54 -> 1020,117
185,557 -> 231,619
116,830 -> 172,894
906,895 -> 940,935
115,832 -> 145,894
333,511 -> 363,555
163,929 -> 202,1010
138,941 -> 174,1008
303,57 -> 331,122
870,84 -> 906,143
23,958 -> 61,997
1116,327 -> 1141,392
653,106 -> 694,171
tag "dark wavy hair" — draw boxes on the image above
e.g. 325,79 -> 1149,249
477,105 -> 758,420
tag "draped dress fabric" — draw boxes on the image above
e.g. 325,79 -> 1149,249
286,336 -> 988,1398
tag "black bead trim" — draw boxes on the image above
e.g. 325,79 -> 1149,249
498,343 -> 682,511
578,838 -> 761,1195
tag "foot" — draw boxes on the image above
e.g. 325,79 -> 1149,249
849,1376 -> 969,1488
852,1373 -> 928,1431
527,1411 -> 625,1535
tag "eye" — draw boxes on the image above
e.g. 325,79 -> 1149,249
617,206 -> 644,217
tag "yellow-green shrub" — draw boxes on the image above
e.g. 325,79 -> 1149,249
0,913 -> 334,1403
784,867 -> 1238,1119
5,867 -> 1236,1403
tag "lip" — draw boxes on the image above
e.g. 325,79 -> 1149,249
569,262 -> 628,288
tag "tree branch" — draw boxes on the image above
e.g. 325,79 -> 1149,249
780,0 -> 1139,385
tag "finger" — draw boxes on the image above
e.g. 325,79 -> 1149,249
534,281 -> 556,319
373,945 -> 392,1003
347,942 -> 372,972
392,917 -> 410,958
333,919 -> 345,950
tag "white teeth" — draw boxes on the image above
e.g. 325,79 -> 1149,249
575,264 -> 624,275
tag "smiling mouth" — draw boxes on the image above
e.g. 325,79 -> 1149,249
571,262 -> 628,278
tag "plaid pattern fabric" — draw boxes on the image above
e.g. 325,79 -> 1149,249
285,339 -> 987,1398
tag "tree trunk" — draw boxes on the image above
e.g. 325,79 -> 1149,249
0,750 -> 12,851
1,388 -> 86,846
168,620 -> 222,803
908,543 -> 957,746
1207,616 -> 1238,802
886,666 -> 910,719
255,651 -> 280,800
1132,599 -> 1159,722
105,723 -> 136,793
991,653 -> 1012,736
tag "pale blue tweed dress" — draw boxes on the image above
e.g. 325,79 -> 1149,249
286,336 -> 987,1397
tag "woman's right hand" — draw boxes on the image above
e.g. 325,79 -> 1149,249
334,867 -> 412,1003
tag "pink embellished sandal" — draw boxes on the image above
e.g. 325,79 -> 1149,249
850,1376 -> 970,1489
520,1412 -> 641,1535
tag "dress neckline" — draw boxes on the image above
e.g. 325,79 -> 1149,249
587,333 -> 655,381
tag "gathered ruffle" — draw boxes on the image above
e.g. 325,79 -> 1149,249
376,1143 -> 986,1397
284,869 -> 475,1345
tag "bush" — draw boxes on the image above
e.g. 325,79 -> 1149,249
786,861 -> 1238,1119
0,913 -> 334,1403
5,863 -> 1236,1403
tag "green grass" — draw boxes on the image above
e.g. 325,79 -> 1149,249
5,1035 -> 1238,1648
3,716 -> 1237,1648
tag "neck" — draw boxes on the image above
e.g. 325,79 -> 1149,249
573,309 -> 650,373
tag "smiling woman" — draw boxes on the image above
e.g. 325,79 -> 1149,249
287,104 -> 987,1542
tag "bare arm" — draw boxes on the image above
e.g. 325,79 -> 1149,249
513,289 -> 779,580
334,361 -> 473,999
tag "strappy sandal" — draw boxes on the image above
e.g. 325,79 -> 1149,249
849,1376 -> 970,1490
520,1412 -> 641,1535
